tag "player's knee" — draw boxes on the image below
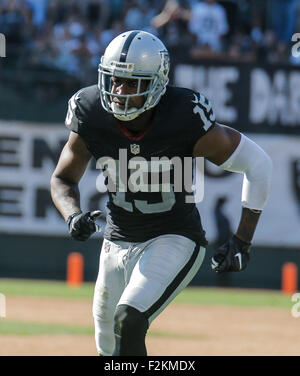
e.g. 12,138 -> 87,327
114,304 -> 148,338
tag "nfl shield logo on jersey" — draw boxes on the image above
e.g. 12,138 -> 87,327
130,144 -> 140,155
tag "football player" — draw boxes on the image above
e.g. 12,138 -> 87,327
50,30 -> 272,356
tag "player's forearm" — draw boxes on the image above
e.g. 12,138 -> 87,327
216,133 -> 272,244
235,207 -> 261,243
50,176 -> 81,221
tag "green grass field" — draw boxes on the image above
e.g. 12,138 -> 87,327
0,278 -> 293,308
0,278 -> 294,337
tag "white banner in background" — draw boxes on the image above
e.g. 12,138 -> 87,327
1,121 -> 300,246
0,121 -> 108,236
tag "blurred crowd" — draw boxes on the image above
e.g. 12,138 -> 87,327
1,0 -> 300,83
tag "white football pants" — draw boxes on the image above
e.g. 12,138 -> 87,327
92,234 -> 206,356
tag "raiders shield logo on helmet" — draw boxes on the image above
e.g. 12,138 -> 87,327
130,144 -> 140,155
104,241 -> 111,253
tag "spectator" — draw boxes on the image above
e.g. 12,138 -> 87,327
26,0 -> 48,28
267,0 -> 297,44
151,0 -> 193,52
0,0 -> 32,46
109,0 -> 125,21
98,20 -> 125,55
188,0 -> 229,52
52,27 -> 81,74
84,0 -> 111,29
1,0 -> 298,94
124,0 -> 155,33
226,31 -> 255,62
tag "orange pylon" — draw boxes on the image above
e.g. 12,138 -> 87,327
282,262 -> 298,295
67,252 -> 84,287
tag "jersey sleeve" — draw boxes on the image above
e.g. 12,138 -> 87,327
186,91 -> 216,149
65,89 -> 86,133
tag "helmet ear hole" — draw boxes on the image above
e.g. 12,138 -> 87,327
98,30 -> 170,120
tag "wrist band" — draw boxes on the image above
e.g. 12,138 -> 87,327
67,211 -> 82,227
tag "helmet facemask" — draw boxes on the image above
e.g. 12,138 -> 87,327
98,41 -> 170,121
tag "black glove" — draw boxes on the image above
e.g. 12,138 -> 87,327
67,210 -> 102,241
211,235 -> 251,273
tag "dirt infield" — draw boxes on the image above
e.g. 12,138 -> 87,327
0,295 -> 299,356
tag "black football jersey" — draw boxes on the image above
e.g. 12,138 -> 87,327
65,85 -> 216,245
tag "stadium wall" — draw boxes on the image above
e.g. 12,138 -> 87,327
0,233 -> 299,290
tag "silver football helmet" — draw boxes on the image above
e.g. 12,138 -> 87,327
98,30 -> 170,121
